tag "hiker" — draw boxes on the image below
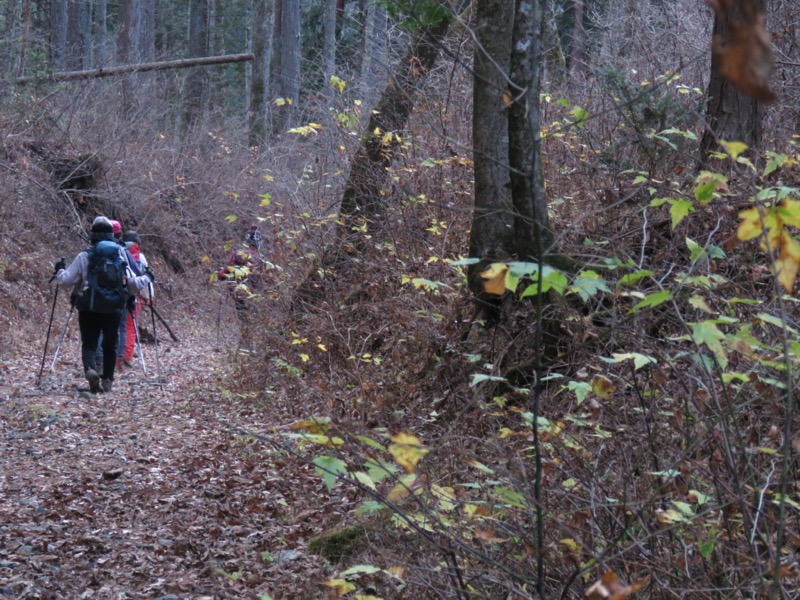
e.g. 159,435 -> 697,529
121,229 -> 151,367
95,220 -> 143,372
53,216 -> 154,393
217,224 -> 274,346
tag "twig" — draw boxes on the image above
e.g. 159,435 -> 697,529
751,462 -> 776,546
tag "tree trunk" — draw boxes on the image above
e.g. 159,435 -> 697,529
321,0 -> 337,97
700,0 -> 765,163
140,0 -> 156,63
93,0 -> 109,66
337,14 -> 451,232
249,0 -> 275,147
542,0 -> 566,85
277,0 -> 300,131
117,0 -> 138,113
185,0 -> 210,132
569,0 -> 587,78
360,0 -> 388,105
509,0 -> 554,262
18,0 -> 33,77
65,0 -> 80,70
208,0 -> 225,109
50,0 -> 67,71
467,0 -> 516,291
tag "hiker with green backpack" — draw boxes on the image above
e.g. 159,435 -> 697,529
53,216 -> 154,394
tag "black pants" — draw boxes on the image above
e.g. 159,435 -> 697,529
78,310 -> 121,381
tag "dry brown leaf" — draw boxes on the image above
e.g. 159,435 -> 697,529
586,570 -> 647,599
709,0 -> 775,102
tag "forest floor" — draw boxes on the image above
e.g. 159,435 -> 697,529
0,319 -> 343,599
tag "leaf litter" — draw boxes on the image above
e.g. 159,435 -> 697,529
0,328 -> 340,598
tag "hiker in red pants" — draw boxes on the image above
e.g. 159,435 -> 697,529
121,230 -> 151,367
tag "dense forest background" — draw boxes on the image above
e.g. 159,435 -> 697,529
2,0 -> 800,598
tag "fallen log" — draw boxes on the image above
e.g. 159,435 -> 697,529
16,53 -> 254,85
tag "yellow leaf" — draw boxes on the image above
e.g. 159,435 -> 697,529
300,353 -> 310,362
779,198 -> 800,228
591,375 -> 615,400
389,433 -> 429,473
498,427 -> 516,439
560,538 -> 581,552
775,233 -> 800,291
737,207 -> 763,241
387,475 -> 416,501
432,485 -> 457,512
325,578 -> 357,594
480,262 -> 508,296
721,140 -> 748,161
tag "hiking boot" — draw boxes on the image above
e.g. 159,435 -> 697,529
116,357 -> 125,372
86,369 -> 101,394
101,378 -> 113,393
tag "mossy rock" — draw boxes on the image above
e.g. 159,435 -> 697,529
308,525 -> 370,563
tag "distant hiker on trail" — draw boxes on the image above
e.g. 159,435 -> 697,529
53,216 -> 154,394
121,229 -> 151,368
216,224 -> 275,346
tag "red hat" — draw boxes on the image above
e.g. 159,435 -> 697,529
110,220 -> 122,235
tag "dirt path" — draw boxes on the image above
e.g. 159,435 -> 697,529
0,327 -> 335,599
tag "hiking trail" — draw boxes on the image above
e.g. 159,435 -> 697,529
0,325 -> 341,598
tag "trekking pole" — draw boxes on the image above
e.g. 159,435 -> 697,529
215,289 -> 223,344
149,283 -> 164,386
132,310 -> 147,375
149,303 -> 179,342
49,303 -> 75,372
37,264 -> 63,387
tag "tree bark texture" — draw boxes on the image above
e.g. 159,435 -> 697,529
360,0 -> 388,105
66,0 -> 90,70
321,0 -> 337,97
50,0 -> 67,71
277,0 -> 301,131
337,14 -> 451,231
93,0 -> 109,66
569,0 -> 587,77
509,0 -> 554,262
17,0 -> 32,77
542,0 -> 566,84
1,1 -> 21,75
468,0 -> 516,284
185,0 -> 210,131
700,0 -> 765,162
249,0 -> 275,147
